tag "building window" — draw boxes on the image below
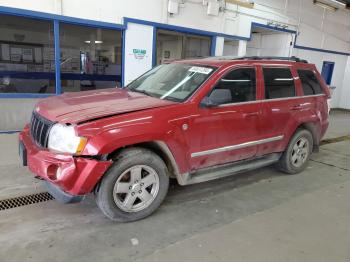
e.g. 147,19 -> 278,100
156,29 -> 211,65
0,15 -> 55,94
59,23 -> 122,92
184,34 -> 211,59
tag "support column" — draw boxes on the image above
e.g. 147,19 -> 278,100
237,40 -> 247,57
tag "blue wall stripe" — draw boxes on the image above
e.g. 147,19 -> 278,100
294,45 -> 350,56
124,17 -> 218,37
251,22 -> 297,34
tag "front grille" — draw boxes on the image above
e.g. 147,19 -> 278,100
30,111 -> 54,148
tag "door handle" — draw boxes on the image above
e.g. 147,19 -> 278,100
290,105 -> 303,111
244,112 -> 259,118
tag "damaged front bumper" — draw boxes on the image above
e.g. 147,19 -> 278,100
19,125 -> 112,202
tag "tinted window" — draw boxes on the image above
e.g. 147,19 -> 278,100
263,68 -> 295,99
0,15 -> 55,94
209,68 -> 256,104
60,23 -> 122,92
298,69 -> 324,95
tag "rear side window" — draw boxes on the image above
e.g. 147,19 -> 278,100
298,69 -> 324,95
263,68 -> 295,99
209,68 -> 256,104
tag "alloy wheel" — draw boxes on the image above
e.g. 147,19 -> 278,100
113,165 -> 160,212
290,137 -> 309,168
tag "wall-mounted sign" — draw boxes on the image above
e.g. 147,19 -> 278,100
124,23 -> 154,85
133,49 -> 147,60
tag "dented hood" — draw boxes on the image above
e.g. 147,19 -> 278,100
35,88 -> 176,124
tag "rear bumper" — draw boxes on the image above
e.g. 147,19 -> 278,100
19,125 -> 112,196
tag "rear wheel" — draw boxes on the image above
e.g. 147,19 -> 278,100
95,148 -> 169,222
277,129 -> 313,174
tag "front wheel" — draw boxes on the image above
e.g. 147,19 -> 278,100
277,129 -> 313,174
95,148 -> 169,222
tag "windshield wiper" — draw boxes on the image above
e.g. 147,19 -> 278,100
129,89 -> 157,98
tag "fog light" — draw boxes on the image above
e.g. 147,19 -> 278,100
56,167 -> 64,180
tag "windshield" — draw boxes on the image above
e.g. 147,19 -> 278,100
127,63 -> 216,102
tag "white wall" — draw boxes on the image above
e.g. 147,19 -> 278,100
0,0 -> 350,110
223,40 -> 239,56
339,57 -> 350,109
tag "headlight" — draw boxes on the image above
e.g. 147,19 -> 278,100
48,124 -> 87,154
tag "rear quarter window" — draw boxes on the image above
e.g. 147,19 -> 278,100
263,67 -> 295,99
297,69 -> 324,95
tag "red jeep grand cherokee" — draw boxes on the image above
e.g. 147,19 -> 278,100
19,56 -> 330,222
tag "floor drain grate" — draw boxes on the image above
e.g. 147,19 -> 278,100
0,192 -> 54,211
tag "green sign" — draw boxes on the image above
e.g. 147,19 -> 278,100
133,49 -> 147,59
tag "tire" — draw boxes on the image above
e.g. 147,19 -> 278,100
95,147 -> 169,222
277,129 -> 313,174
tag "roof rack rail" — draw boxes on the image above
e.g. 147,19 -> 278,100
233,56 -> 308,63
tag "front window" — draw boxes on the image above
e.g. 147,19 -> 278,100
127,63 -> 216,102
207,68 -> 257,105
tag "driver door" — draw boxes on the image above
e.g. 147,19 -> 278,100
188,66 -> 262,171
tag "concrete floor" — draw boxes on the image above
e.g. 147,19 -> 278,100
0,110 -> 350,262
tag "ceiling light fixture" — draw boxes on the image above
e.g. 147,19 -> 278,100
313,0 -> 338,11
327,0 -> 346,7
84,40 -> 103,44
225,0 -> 254,9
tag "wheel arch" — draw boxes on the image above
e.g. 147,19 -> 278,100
106,141 -> 181,178
293,122 -> 320,151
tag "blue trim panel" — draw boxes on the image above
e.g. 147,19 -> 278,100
0,6 -> 125,30
54,20 -> 61,95
152,26 -> 157,67
0,130 -> 20,134
121,29 -> 126,87
211,36 -> 217,56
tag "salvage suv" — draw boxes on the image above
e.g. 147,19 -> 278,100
19,56 -> 330,222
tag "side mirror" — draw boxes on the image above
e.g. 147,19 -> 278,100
200,96 -> 218,108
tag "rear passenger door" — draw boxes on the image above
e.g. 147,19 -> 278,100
257,66 -> 304,156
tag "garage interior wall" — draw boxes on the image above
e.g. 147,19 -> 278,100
0,0 -> 350,131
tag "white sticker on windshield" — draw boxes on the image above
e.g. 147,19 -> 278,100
189,66 -> 213,75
